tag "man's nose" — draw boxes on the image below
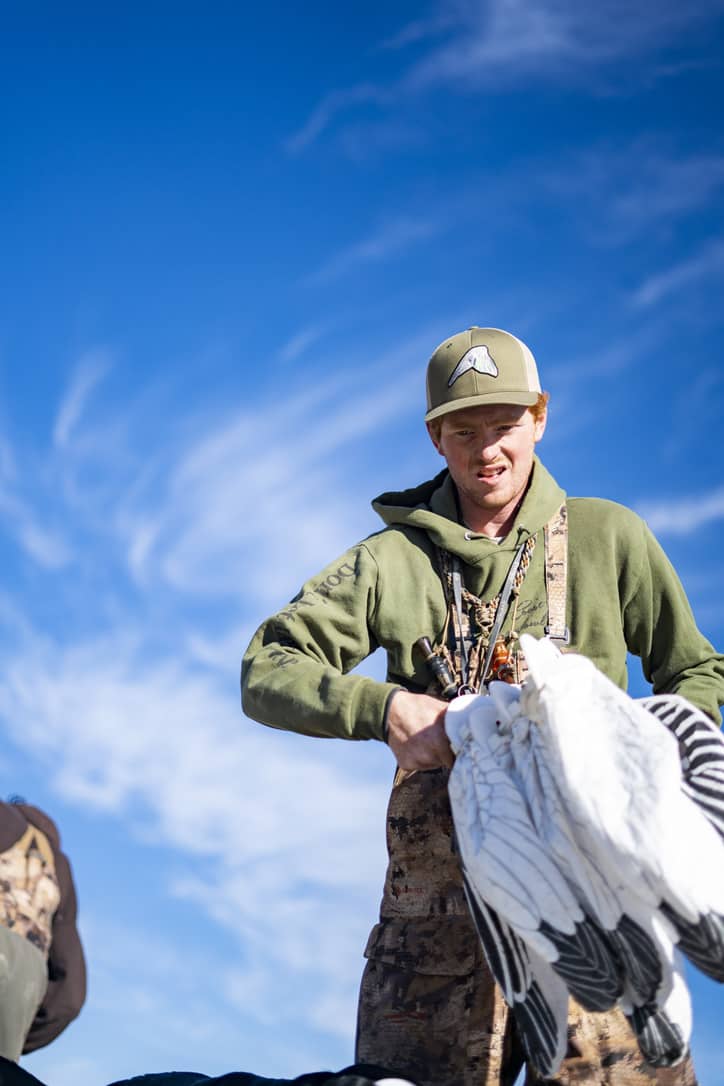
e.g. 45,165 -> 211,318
477,435 -> 500,461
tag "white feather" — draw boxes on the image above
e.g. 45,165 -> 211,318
445,637 -> 724,1074
519,634 -> 724,924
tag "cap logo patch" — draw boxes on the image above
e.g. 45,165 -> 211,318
447,344 -> 498,387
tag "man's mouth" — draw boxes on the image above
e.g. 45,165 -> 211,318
477,465 -> 506,480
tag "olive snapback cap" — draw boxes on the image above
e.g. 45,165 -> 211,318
425,326 -> 541,422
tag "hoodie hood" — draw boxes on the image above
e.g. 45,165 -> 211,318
371,457 -> 566,565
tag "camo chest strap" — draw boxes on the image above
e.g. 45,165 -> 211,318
436,503 -> 568,690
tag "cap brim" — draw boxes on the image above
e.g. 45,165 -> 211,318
425,390 -> 539,423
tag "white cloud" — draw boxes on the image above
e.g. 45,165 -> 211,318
631,239 -> 724,308
17,518 -> 72,568
0,625 -> 390,1050
0,485 -> 72,569
378,8 -> 460,51
278,324 -> 326,363
0,334 -> 419,609
1,325 -> 430,608
126,516 -> 163,581
287,0 -> 723,151
546,324 -> 664,387
402,0 -> 723,90
637,485 -> 724,536
27,1055 -> 103,1086
119,352 -> 420,603
185,623 -> 255,678
53,349 -> 111,448
541,146 -> 724,244
0,434 -> 16,483
285,84 -> 390,155
223,947 -> 361,1044
0,329 -> 429,1067
607,155 -> 724,234
0,628 -> 388,887
305,216 -> 442,286
337,118 -> 428,164
402,0 -> 582,90
3,353 -> 410,1048
25,912 -> 266,1084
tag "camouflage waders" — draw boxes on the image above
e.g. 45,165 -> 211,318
355,508 -> 698,1086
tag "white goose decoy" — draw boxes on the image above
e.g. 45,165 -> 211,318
374,1080 -> 419,1085
446,696 -> 567,1074
446,692 -> 621,1076
519,635 -> 724,1056
638,692 -> 724,981
452,681 -> 688,1071
519,635 -> 724,975
639,692 -> 724,844
446,692 -> 624,1006
462,877 -> 571,1076
507,680 -> 690,1067
445,638 -> 724,1075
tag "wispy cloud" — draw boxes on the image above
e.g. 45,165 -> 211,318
27,1054 -> 103,1086
305,216 -> 442,286
111,339 -> 426,605
0,485 -> 72,568
15,517 -> 71,568
27,913 -> 268,1084
631,238 -> 724,308
401,0 -> 584,91
378,8 -> 460,51
547,323 -> 663,383
2,303 -> 724,1078
646,363 -> 724,470
542,146 -> 724,244
53,349 -> 111,448
0,622 -> 389,1053
607,156 -> 724,234
0,331 -> 424,1065
0,434 -> 16,483
287,0 -> 724,152
11,310 -> 723,1076
637,485 -> 724,536
0,328 -> 427,610
284,84 -> 390,155
278,324 -> 326,364
401,0 -> 723,90
337,118 -> 427,164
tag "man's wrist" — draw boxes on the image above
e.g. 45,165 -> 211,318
382,687 -> 404,744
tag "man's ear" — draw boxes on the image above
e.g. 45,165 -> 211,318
533,407 -> 547,443
426,420 -> 443,455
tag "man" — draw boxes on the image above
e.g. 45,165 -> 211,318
242,327 -> 724,1086
0,798 -> 86,1061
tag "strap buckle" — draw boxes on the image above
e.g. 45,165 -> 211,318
544,625 -> 571,645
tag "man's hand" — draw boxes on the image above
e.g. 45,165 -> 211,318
386,689 -> 454,771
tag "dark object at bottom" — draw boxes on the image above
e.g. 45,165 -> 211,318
1,1059 -> 412,1086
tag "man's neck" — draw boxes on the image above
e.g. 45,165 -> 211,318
463,509 -> 519,539
456,490 -> 526,540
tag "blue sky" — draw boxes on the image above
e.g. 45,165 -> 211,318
2,2 -> 724,1083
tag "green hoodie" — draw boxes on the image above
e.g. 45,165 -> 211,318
242,459 -> 724,738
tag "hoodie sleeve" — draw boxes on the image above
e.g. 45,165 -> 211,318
18,805 -> 87,1054
241,542 -> 400,741
622,522 -> 724,724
